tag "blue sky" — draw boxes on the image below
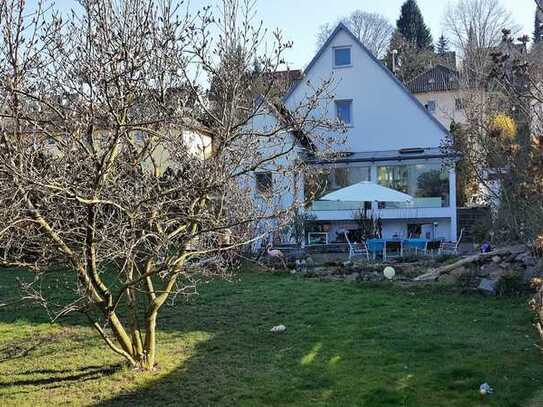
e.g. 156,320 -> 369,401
32,0 -> 536,69
251,0 -> 535,69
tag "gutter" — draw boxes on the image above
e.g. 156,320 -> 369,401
307,153 -> 457,165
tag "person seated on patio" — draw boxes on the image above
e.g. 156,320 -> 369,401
480,241 -> 492,253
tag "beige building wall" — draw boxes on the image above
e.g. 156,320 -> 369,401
414,90 -> 467,129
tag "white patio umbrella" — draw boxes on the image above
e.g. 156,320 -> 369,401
320,181 -> 413,203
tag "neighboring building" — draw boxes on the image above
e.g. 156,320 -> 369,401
266,69 -> 303,96
252,23 -> 458,244
535,7 -> 543,44
407,64 -> 466,129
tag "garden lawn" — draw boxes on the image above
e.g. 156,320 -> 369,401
0,269 -> 542,406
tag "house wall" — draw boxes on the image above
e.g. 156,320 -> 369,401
250,25 -> 460,244
413,90 -> 466,129
305,160 -> 458,241
286,29 -> 449,152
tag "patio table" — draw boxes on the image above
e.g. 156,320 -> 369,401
366,239 -> 385,256
367,238 -> 430,259
403,239 -> 428,250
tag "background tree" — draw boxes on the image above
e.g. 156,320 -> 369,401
444,0 -> 519,86
0,0 -> 342,371
385,31 -> 436,84
535,6 -> 543,43
442,29 -> 542,243
443,121 -> 478,207
316,10 -> 394,58
436,34 -> 450,55
395,0 -> 433,50
385,0 -> 435,83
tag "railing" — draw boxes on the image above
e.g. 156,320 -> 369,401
309,197 -> 445,212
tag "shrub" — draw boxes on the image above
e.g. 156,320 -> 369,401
495,270 -> 524,296
471,217 -> 493,244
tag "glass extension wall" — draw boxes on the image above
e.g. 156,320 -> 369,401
305,166 -> 370,211
305,162 -> 450,211
377,163 -> 449,208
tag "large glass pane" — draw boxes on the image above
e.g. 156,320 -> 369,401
377,164 -> 449,208
305,166 -> 370,211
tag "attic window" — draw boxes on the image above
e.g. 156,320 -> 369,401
334,47 -> 352,68
399,148 -> 425,155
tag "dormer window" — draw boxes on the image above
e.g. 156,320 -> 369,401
334,46 -> 352,68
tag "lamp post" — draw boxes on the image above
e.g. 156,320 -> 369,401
392,49 -> 398,74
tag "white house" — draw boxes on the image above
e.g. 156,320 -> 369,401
253,23 -> 458,244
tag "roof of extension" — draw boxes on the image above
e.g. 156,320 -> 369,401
407,64 -> 460,94
308,147 -> 451,165
283,23 -> 449,136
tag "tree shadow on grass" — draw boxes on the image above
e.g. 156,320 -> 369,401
94,277 -> 543,407
0,364 -> 123,388
1,271 -> 543,406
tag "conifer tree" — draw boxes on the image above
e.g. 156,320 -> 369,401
437,34 -> 449,55
396,0 -> 433,50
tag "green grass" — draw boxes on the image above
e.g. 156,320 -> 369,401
0,269 -> 542,406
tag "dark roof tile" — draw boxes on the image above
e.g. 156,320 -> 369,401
407,65 -> 460,94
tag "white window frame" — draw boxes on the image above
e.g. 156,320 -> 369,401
333,46 -> 352,68
425,100 -> 436,113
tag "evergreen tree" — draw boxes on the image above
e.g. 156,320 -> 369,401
386,30 -> 436,84
535,8 -> 543,43
396,0 -> 433,50
436,34 -> 449,55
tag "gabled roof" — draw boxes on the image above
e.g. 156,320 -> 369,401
283,22 -> 449,136
255,94 -> 317,152
407,64 -> 460,94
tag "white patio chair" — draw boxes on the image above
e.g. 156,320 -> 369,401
439,228 -> 464,256
344,232 -> 370,260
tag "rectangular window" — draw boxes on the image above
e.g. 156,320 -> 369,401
425,100 -> 436,112
335,100 -> 352,125
455,98 -> 464,110
255,172 -> 272,195
334,47 -> 351,67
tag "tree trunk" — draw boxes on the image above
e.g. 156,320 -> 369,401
143,310 -> 158,370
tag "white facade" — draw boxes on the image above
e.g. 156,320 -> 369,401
253,23 -> 458,244
285,29 -> 447,153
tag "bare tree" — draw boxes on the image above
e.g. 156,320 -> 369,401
0,0 -> 342,371
444,0 -> 520,83
442,31 -> 543,243
317,11 -> 394,58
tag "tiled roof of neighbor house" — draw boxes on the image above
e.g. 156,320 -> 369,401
267,69 -> 303,94
407,64 -> 460,94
